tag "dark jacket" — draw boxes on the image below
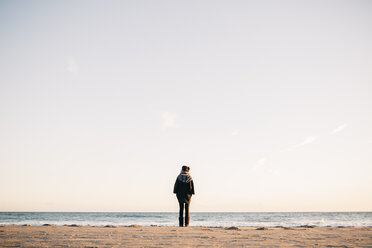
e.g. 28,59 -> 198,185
173,172 -> 195,204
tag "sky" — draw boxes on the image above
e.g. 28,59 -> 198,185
0,0 -> 371,212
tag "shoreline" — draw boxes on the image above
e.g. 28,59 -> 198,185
2,212 -> 370,228
1,225 -> 371,247
1,223 -> 372,228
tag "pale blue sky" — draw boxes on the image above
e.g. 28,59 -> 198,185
0,0 -> 371,212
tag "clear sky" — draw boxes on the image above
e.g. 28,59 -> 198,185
0,0 -> 371,212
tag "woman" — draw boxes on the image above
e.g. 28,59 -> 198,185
173,165 -> 195,227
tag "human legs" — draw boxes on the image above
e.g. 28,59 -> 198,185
185,203 -> 190,227
178,201 -> 184,227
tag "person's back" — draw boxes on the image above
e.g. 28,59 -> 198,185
174,172 -> 193,197
173,166 -> 195,227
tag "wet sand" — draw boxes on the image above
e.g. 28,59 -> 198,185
0,225 -> 371,247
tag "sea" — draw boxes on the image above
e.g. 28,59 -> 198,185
0,212 -> 371,227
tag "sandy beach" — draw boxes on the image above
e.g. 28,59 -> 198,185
0,225 -> 371,247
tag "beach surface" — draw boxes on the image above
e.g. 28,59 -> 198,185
0,225 -> 371,247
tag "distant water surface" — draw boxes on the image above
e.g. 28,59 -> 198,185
0,212 -> 371,227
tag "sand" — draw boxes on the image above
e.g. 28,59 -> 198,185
0,225 -> 371,247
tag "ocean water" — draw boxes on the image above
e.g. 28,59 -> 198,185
0,212 -> 371,227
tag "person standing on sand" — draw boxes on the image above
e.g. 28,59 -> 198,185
173,165 -> 195,227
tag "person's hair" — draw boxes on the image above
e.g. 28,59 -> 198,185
182,165 -> 190,172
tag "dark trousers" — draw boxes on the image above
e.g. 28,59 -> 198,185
178,201 -> 189,218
